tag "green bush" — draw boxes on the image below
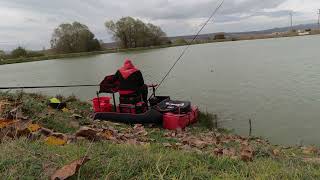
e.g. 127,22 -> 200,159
11,46 -> 27,58
0,50 -> 5,59
26,51 -> 44,58
174,38 -> 188,45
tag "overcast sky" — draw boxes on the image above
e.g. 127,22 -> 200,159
0,0 -> 319,50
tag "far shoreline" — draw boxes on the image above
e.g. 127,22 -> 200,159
1,32 -> 319,66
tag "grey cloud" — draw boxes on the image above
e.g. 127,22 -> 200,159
136,0 -> 286,20
214,10 -> 300,23
0,0 -> 314,50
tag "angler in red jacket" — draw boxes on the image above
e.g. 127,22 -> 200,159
114,59 -> 148,104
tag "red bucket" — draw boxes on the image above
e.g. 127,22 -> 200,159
190,106 -> 199,124
163,113 -> 189,130
92,97 -> 112,112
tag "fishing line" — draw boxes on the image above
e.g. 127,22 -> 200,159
152,0 -> 225,97
1,0 -> 224,94
0,84 -> 99,90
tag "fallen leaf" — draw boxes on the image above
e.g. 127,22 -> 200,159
107,122 -> 121,126
28,132 -> 42,141
9,107 -> 28,120
221,138 -> 231,144
45,134 -> 67,146
133,124 -> 147,136
183,137 -> 207,149
69,120 -> 80,129
164,131 -> 176,138
272,149 -> 281,156
175,128 -> 183,134
51,156 -> 90,180
39,127 -> 54,136
282,146 -> 291,150
99,129 -> 117,140
192,139 -> 207,148
180,144 -> 193,151
126,139 -> 138,145
141,142 -> 150,147
302,146 -> 318,155
223,148 -> 236,157
75,127 -> 99,140
62,108 -> 69,113
200,136 -> 216,145
0,119 -> 34,138
194,148 -> 203,154
240,140 -> 249,146
66,135 -> 77,144
255,139 -> 265,144
213,148 -> 223,156
16,125 -> 32,137
240,146 -> 254,162
0,100 -> 10,113
133,124 -> 143,129
162,143 -> 172,147
303,158 -> 320,164
43,163 -> 57,178
0,119 -> 18,129
71,114 -> 83,119
213,137 -> 221,145
28,124 -> 41,132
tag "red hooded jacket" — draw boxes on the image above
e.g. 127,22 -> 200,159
115,59 -> 145,94
118,59 -> 139,79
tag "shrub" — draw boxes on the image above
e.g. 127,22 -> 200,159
174,38 -> 188,45
11,46 -> 27,58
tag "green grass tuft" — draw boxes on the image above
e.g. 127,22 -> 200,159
1,139 -> 320,179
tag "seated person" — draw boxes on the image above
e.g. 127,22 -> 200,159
114,59 -> 148,104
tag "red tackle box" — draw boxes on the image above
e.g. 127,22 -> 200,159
163,112 -> 190,130
163,105 -> 199,130
92,97 -> 112,112
190,106 -> 199,124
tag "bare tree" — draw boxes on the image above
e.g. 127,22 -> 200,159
105,17 -> 167,48
51,22 -> 101,53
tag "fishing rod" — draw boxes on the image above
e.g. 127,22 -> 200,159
152,0 -> 225,97
1,1 -> 224,94
0,84 -> 99,90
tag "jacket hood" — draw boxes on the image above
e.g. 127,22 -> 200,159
118,59 -> 139,79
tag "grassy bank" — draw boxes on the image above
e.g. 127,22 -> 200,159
0,92 -> 320,179
0,44 -> 191,65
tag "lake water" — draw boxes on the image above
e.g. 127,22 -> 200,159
1,35 -> 320,145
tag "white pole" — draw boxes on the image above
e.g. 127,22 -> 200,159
290,12 -> 293,31
318,9 -> 320,30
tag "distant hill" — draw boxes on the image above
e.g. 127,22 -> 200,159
169,23 -> 319,40
102,42 -> 119,49
229,23 -> 318,37
102,23 -> 319,48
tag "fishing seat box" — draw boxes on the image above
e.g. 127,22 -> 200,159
163,113 -> 190,130
160,99 -> 199,130
149,96 -> 170,107
119,92 -> 142,104
163,106 -> 199,130
118,90 -> 147,114
156,99 -> 191,113
190,106 -> 200,124
119,102 -> 147,114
